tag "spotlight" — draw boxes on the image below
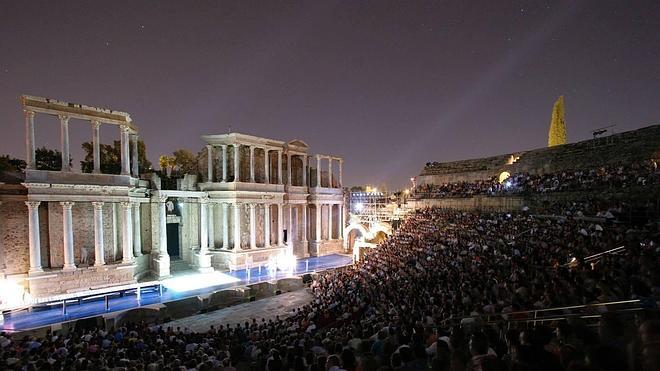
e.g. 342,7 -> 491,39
355,202 -> 364,212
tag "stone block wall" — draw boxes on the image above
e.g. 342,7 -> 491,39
27,264 -> 136,297
0,201 -> 30,274
46,201 -> 118,268
419,125 -> 660,185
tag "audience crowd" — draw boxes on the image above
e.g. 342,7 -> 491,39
414,162 -> 659,199
1,203 -> 659,370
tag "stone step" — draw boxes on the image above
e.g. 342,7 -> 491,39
170,259 -> 193,272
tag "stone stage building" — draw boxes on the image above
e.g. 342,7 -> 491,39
0,95 -> 345,300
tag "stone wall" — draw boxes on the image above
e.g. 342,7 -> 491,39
419,125 -> 660,185
0,201 -> 30,274
46,201 -> 119,268
27,264 -> 136,297
411,196 -> 526,212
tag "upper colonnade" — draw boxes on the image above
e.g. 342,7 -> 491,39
21,95 -> 140,178
200,133 -> 343,188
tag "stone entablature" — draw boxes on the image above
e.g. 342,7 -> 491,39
21,95 -> 141,177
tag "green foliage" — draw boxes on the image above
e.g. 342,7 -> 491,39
0,155 -> 26,173
172,149 -> 198,175
80,140 -> 152,174
36,147 -> 69,171
548,95 -> 567,147
157,149 -> 199,178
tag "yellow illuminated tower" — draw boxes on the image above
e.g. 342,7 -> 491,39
548,95 -> 567,147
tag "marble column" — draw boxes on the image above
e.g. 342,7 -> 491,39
121,202 -> 133,263
132,203 -> 142,256
120,126 -> 130,175
249,146 -> 255,183
302,155 -> 307,187
315,203 -> 321,242
61,201 -> 76,270
264,149 -> 270,184
208,202 -> 215,248
302,204 -> 308,243
328,158 -> 333,188
287,153 -> 292,185
26,201 -> 42,273
287,204 -> 293,244
222,203 -> 229,248
221,145 -> 227,182
206,145 -> 213,182
233,203 -> 242,250
200,198 -> 209,252
277,203 -> 284,245
233,144 -> 240,182
92,202 -> 105,266
24,110 -> 36,170
328,204 -> 333,240
156,196 -> 170,277
316,155 -> 321,187
59,115 -> 71,172
131,134 -> 139,177
249,203 -> 256,248
92,120 -> 101,174
339,159 -> 343,187
112,203 -> 119,261
277,150 -> 283,184
339,204 -> 344,241
158,196 -> 168,257
263,204 -> 270,247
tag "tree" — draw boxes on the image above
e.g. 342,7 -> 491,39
172,149 -> 198,175
548,95 -> 567,147
159,155 -> 176,177
0,155 -> 26,173
36,147 -> 69,171
80,140 -> 152,174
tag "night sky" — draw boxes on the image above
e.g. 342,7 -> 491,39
1,1 -> 659,189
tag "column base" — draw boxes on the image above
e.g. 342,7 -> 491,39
94,261 -> 106,267
301,240 -> 310,258
194,251 -> 213,272
154,254 -> 171,279
122,258 -> 134,264
62,264 -> 76,271
28,267 -> 43,275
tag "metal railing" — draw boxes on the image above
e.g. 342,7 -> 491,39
1,281 -> 164,318
441,299 -> 644,328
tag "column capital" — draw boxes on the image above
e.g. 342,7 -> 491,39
206,144 -> 212,150
58,114 -> 70,123
24,109 -> 35,119
59,201 -> 75,208
248,203 -> 256,210
25,200 -> 41,209
120,124 -> 130,133
131,202 -> 141,210
199,197 -> 209,204
158,195 -> 168,203
92,201 -> 105,209
120,201 -> 132,209
91,120 -> 101,129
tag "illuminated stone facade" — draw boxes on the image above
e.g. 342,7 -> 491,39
0,95 -> 345,300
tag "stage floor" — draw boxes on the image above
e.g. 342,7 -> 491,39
0,253 -> 352,332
